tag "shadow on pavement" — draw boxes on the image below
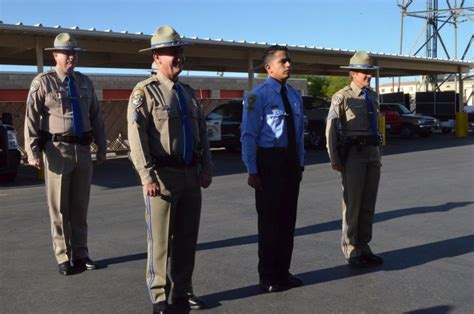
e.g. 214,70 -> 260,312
201,234 -> 474,307
404,305 -> 454,314
196,201 -> 473,251
96,201 -> 473,267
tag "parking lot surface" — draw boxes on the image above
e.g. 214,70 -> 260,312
1,134 -> 473,313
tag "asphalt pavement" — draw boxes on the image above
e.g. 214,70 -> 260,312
1,133 -> 473,314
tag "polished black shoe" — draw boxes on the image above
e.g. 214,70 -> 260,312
153,301 -> 168,314
172,293 -> 206,310
73,257 -> 98,270
363,254 -> 384,265
347,256 -> 368,268
58,261 -> 73,275
280,273 -> 303,288
259,280 -> 281,293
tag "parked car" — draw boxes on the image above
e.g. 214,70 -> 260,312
0,114 -> 21,182
303,96 -> 329,149
380,103 -> 440,138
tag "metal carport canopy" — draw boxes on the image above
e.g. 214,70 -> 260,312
0,22 -> 472,76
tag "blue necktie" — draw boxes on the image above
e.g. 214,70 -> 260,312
363,89 -> 379,136
66,74 -> 84,138
174,84 -> 193,164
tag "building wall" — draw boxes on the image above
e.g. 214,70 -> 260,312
0,72 -> 307,101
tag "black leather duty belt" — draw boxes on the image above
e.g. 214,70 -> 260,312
41,131 -> 93,145
346,135 -> 382,147
152,153 -> 199,168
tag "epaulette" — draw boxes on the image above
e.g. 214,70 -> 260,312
253,82 -> 267,93
138,77 -> 158,90
35,70 -> 53,80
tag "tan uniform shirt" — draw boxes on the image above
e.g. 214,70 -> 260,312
24,67 -> 106,161
325,81 -> 380,165
127,71 -> 212,185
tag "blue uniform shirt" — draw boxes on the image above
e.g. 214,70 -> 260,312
241,77 -> 305,174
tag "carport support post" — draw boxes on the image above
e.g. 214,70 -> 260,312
375,68 -> 380,99
455,68 -> 467,137
247,57 -> 254,92
35,39 -> 44,73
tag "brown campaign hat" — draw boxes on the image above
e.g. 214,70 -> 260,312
139,25 -> 191,53
45,33 -> 84,51
340,51 -> 380,70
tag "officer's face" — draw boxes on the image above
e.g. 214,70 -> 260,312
53,50 -> 77,74
265,50 -> 292,83
153,47 -> 185,82
350,70 -> 372,89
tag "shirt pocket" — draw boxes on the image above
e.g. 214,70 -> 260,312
153,108 -> 179,154
265,109 -> 286,137
292,103 -> 302,117
189,107 -> 200,142
79,86 -> 92,106
45,90 -> 66,115
345,104 -> 367,130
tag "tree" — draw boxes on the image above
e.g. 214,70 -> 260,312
322,76 -> 351,97
256,73 -> 350,100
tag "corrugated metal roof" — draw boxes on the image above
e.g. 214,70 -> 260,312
2,20 -> 471,63
0,21 -> 472,76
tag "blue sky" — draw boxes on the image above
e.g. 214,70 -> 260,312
0,0 -> 472,77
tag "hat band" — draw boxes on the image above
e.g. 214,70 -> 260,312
349,63 -> 376,69
151,40 -> 186,48
53,46 -> 81,50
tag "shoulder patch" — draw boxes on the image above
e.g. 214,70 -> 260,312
246,94 -> 257,111
331,94 -> 344,106
30,79 -> 41,93
131,88 -> 145,109
248,94 -> 256,105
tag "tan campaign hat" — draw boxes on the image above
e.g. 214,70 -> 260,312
139,25 -> 191,52
340,51 -> 380,70
45,33 -> 84,51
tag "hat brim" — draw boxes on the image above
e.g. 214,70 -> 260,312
340,64 -> 380,70
139,40 -> 192,53
45,47 -> 85,51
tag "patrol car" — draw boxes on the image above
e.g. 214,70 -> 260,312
206,100 -> 242,152
206,99 -> 322,152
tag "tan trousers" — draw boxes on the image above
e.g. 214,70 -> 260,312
144,166 -> 201,304
43,141 -> 92,264
341,145 -> 381,259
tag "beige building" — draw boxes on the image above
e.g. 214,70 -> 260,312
380,77 -> 474,106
